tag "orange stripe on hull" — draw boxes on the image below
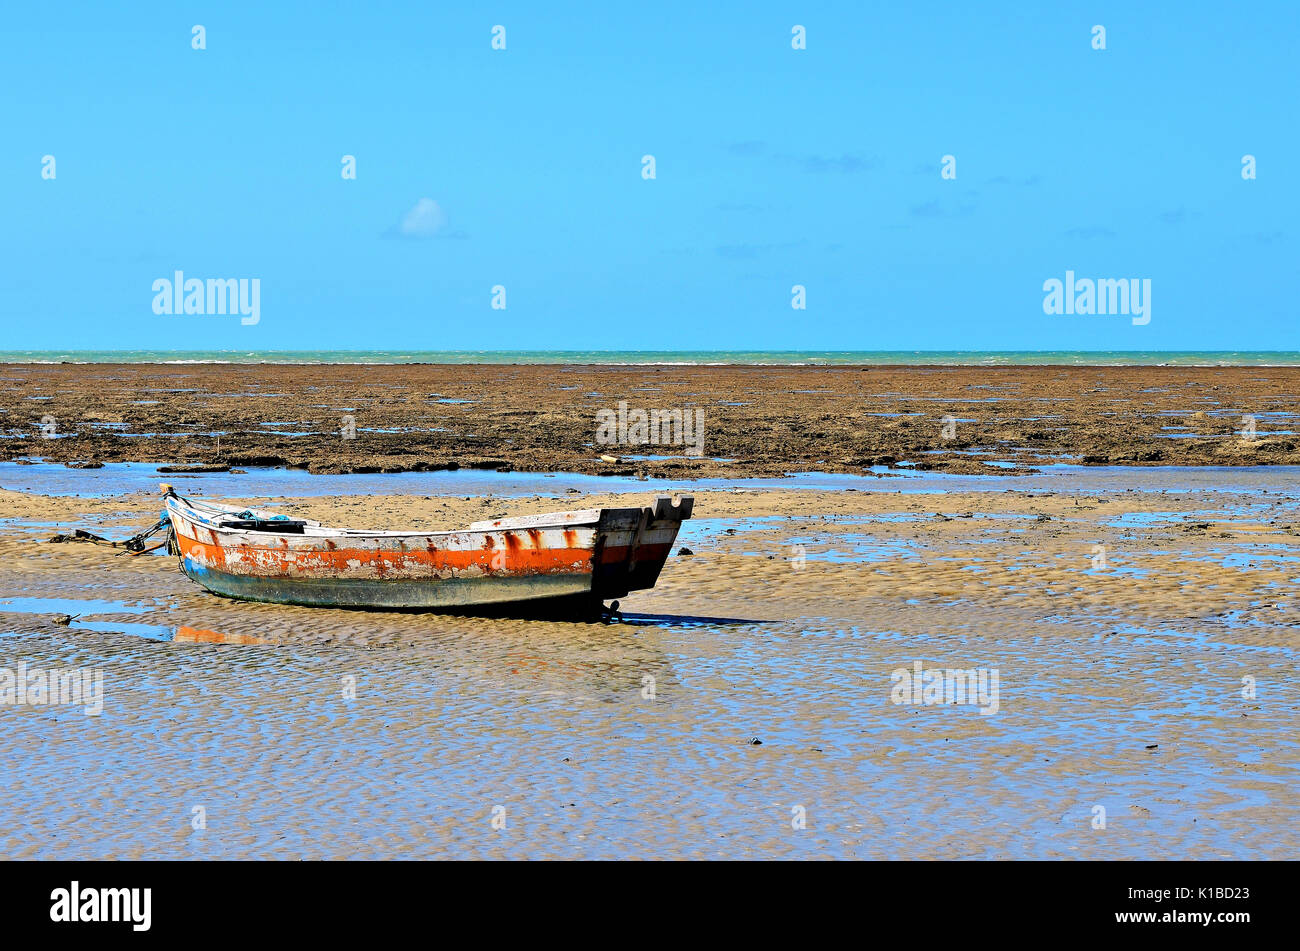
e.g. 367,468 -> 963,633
177,534 -> 594,579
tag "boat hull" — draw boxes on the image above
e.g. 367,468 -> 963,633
164,493 -> 691,610
178,560 -> 598,609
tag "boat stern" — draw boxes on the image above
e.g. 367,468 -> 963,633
591,495 -> 693,600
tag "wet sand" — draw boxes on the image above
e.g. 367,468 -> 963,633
2,363 -> 1298,477
1,467 -> 1297,859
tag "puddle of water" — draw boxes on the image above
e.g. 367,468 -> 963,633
0,596 -> 270,645
0,596 -> 174,640
1107,624 -> 1299,655
0,596 -> 149,615
69,619 -> 175,640
0,595 -> 273,646
1104,510 -> 1232,527
1200,546 -> 1300,568
3,460 -> 1300,502
787,539 -> 919,563
0,519 -> 78,535
676,516 -> 924,564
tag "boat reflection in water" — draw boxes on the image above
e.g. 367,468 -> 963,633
172,625 -> 269,646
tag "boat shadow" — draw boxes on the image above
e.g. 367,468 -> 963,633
612,611 -> 761,629
425,595 -> 762,627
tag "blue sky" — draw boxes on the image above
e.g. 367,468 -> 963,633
1,1 -> 1295,351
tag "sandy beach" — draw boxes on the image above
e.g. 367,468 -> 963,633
1,451 -> 1297,858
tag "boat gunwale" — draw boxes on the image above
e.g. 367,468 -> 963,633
165,495 -> 615,544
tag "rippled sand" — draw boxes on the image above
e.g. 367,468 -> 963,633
1,473 -> 1297,859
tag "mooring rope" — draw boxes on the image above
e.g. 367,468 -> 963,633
49,517 -> 171,556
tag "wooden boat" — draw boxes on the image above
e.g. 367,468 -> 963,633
161,484 -> 693,610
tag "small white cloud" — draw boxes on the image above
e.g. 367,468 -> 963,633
398,198 -> 446,237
